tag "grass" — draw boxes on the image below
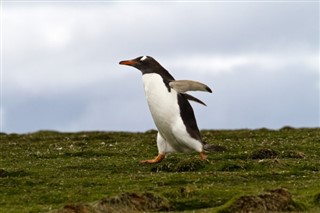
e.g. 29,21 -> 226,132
0,127 -> 319,212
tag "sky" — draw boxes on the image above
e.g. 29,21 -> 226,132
1,1 -> 319,133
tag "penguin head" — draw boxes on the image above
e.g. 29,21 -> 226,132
119,56 -> 161,74
120,56 -> 175,80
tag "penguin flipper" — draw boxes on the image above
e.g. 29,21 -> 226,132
183,94 -> 207,106
169,80 -> 212,93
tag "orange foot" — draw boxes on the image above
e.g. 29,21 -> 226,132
140,153 -> 165,164
199,152 -> 208,161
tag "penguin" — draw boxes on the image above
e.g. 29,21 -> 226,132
119,56 -> 218,164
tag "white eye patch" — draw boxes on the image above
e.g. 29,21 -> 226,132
140,56 -> 147,61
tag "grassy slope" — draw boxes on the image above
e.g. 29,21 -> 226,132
0,128 -> 319,212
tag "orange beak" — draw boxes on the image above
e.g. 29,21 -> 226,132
119,60 -> 137,66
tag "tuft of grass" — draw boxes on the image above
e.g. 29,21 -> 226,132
0,128 -> 320,212
250,148 -> 279,159
217,187 -> 306,213
150,157 -> 207,173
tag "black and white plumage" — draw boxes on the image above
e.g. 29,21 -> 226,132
119,56 -> 216,163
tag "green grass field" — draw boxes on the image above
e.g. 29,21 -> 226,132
0,128 -> 319,212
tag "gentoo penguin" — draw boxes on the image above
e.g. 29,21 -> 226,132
119,56 -> 215,164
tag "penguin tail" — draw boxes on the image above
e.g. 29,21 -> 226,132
203,143 -> 227,152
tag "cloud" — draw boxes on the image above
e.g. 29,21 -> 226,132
1,2 -> 319,133
166,50 -> 318,77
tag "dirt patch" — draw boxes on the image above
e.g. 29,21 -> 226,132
0,169 -> 29,178
222,188 -> 303,213
219,163 -> 247,172
55,192 -> 170,213
282,150 -> 305,159
0,169 -> 8,177
314,192 -> 320,206
204,144 -> 228,152
251,148 -> 278,159
151,158 -> 206,172
57,204 -> 95,213
96,192 -> 170,212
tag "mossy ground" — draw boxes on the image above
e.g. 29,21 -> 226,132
0,128 -> 319,212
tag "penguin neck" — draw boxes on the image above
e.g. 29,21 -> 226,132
142,72 -> 172,92
141,64 -> 175,81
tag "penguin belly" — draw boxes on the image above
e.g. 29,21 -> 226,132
142,73 -> 203,153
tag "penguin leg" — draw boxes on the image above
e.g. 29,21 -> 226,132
140,132 -> 169,164
199,151 -> 207,161
140,153 -> 165,164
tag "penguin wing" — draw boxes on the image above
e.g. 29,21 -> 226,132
177,94 -> 202,141
183,94 -> 207,106
169,80 -> 212,93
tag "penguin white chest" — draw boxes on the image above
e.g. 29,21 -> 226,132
142,74 -> 180,127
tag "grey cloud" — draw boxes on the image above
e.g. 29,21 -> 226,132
2,2 -> 319,133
